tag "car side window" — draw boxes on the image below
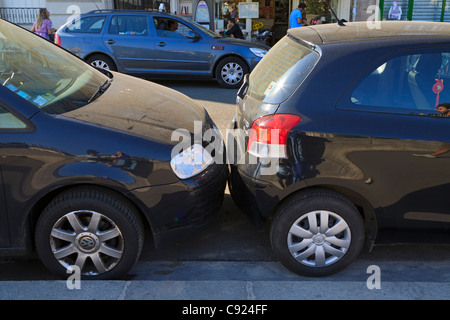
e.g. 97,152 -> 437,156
154,18 -> 192,38
0,105 -> 26,129
351,52 -> 450,112
108,15 -> 148,36
66,16 -> 106,33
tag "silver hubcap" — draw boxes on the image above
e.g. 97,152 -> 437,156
287,211 -> 351,268
90,60 -> 110,70
221,62 -> 243,85
50,210 -> 124,276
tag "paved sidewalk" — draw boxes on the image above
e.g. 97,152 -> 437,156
1,259 -> 449,300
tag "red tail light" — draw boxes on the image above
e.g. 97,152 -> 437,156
247,114 -> 301,158
55,33 -> 61,46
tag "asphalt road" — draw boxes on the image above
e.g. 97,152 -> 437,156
0,79 -> 449,301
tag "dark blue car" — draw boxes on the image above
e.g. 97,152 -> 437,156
0,19 -> 227,280
55,10 -> 269,89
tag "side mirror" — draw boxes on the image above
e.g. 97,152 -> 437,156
187,31 -> 200,40
237,74 -> 249,100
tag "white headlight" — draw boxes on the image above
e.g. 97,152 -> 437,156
170,144 -> 213,179
250,48 -> 268,58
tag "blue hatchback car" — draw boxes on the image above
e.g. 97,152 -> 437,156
56,10 -> 269,89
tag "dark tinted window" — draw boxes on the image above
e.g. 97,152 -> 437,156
351,52 -> 450,111
66,16 -> 106,33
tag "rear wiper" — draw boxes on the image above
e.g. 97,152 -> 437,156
88,79 -> 112,103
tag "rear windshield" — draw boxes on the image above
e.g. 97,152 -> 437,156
247,36 -> 319,104
0,20 -> 109,115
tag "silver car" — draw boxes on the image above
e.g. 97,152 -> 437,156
56,9 -> 269,89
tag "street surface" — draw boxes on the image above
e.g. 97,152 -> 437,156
0,79 -> 449,301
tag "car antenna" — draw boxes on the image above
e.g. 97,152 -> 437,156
91,0 -> 101,11
326,0 -> 346,26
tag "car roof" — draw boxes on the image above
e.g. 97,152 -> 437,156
289,21 -> 450,46
85,9 -> 176,18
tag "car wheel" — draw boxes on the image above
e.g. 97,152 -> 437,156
86,54 -> 117,71
35,187 -> 144,280
270,189 -> 365,277
215,57 -> 249,89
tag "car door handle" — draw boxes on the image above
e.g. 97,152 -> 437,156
158,42 -> 166,47
106,39 -> 115,44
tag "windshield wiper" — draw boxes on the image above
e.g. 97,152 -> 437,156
88,79 -> 112,103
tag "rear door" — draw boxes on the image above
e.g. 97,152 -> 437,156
103,14 -> 155,73
151,17 -> 212,75
62,15 -> 108,58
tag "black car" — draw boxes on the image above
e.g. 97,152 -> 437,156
0,19 -> 227,279
229,21 -> 450,277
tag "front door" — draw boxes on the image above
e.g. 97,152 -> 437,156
340,49 -> 450,231
152,17 -> 212,76
0,104 -> 29,248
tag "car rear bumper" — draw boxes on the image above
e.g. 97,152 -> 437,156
229,164 -> 280,229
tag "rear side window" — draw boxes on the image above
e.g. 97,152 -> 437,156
108,15 -> 148,36
247,36 -> 319,104
66,16 -> 106,33
350,52 -> 450,112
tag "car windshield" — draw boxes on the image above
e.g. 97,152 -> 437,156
0,20 -> 110,115
180,17 -> 220,38
247,36 -> 319,104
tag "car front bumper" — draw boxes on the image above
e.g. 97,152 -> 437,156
128,162 -> 228,248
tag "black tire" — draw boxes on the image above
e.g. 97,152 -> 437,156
215,56 -> 249,89
35,187 -> 144,280
86,54 -> 117,72
270,189 -> 365,277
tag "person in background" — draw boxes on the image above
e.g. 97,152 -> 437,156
230,3 -> 239,19
31,8 -> 56,41
225,17 -> 244,39
289,3 -> 307,28
388,0 -> 402,20
159,20 -> 184,38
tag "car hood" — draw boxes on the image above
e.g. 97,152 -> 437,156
63,72 -> 207,146
216,38 -> 270,50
